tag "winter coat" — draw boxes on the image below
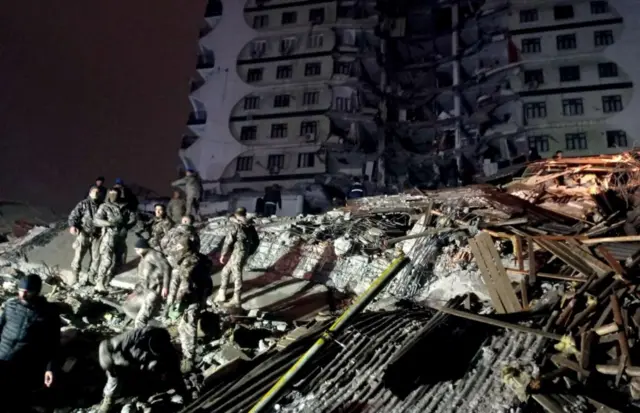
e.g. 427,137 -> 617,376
263,187 -> 282,208
221,215 -> 254,259
348,182 -> 366,199
184,175 -> 203,201
0,297 -> 60,371
100,326 -> 176,372
68,197 -> 101,236
167,198 -> 186,223
137,250 -> 171,295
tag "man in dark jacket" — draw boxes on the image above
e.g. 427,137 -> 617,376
347,177 -> 366,199
0,274 -> 60,409
69,186 -> 102,286
97,326 -> 187,413
94,176 -> 107,203
113,178 -> 139,214
263,185 -> 282,216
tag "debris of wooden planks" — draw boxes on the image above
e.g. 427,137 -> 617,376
469,232 -> 522,313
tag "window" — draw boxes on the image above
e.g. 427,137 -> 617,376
239,126 -> 257,141
598,62 -> 618,78
279,37 -> 296,55
300,121 -> 318,136
273,94 -> 290,108
236,156 -> 253,172
252,15 -> 268,29
334,61 -> 352,75
524,102 -> 547,119
250,41 -> 267,58
591,1 -> 609,14
298,153 -> 316,168
557,34 -> 577,50
307,33 -> 324,49
606,130 -> 628,147
562,98 -> 584,116
565,133 -> 588,150
521,38 -> 541,54
270,123 -> 288,138
244,96 -> 260,110
267,154 -> 285,170
602,95 -> 623,113
528,135 -> 550,153
246,68 -> 263,83
524,69 -> 544,85
594,30 -> 614,46
554,5 -> 574,20
281,11 -> 297,25
276,65 -> 293,79
335,97 -> 352,112
304,62 -> 322,76
309,8 -> 325,23
519,9 -> 538,23
303,91 -> 320,105
559,66 -> 581,82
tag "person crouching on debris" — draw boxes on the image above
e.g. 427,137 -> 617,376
144,203 -> 174,252
348,176 -> 366,199
214,207 -> 259,306
0,274 -> 60,410
93,187 -> 136,292
69,185 -> 102,286
97,326 -> 188,413
167,238 -> 213,372
133,238 -> 171,328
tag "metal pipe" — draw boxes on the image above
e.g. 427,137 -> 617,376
248,255 -> 410,413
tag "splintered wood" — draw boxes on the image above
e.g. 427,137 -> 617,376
469,232 -> 522,313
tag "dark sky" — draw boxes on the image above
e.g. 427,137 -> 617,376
0,0 -> 205,213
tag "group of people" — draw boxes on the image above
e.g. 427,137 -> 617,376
0,171 -> 259,412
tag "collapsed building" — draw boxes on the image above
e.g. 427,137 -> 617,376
3,152 -> 640,412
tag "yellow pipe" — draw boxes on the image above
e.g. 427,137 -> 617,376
248,254 -> 409,413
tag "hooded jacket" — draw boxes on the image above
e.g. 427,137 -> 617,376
0,296 -> 60,371
68,197 -> 100,236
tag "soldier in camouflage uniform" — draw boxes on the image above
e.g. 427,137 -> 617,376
68,186 -> 102,285
214,208 -> 256,306
160,215 -> 200,266
92,188 -> 137,292
144,204 -> 174,251
132,238 -> 171,328
167,238 -> 212,372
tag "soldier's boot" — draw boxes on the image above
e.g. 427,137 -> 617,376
94,278 -> 107,292
228,292 -> 241,307
213,289 -> 226,303
181,358 -> 194,373
69,270 -> 80,286
97,396 -> 113,413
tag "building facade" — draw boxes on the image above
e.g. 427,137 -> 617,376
179,0 -> 640,194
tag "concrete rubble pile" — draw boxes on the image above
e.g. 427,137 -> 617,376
5,152 -> 640,412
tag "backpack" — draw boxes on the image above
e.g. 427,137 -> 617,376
242,224 -> 260,256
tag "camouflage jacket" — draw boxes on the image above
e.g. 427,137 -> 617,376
94,201 -> 132,237
146,217 -> 174,250
137,249 -> 170,294
169,251 -> 212,305
166,198 -> 186,223
184,175 -> 202,201
68,198 -> 100,236
221,216 -> 253,258
160,225 -> 200,260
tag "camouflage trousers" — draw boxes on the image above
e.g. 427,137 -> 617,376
134,290 -> 161,328
178,302 -> 201,362
71,232 -> 100,283
186,198 -> 201,221
94,233 -> 117,288
219,253 -> 247,297
114,233 -> 128,269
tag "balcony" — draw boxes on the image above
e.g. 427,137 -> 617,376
187,98 -> 207,135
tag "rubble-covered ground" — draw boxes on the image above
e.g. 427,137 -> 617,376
4,152 -> 640,412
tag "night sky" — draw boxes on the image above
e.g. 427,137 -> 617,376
0,0 -> 206,213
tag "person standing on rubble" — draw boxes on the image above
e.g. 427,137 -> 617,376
348,177 -> 366,199
144,204 -> 174,252
181,169 -> 203,221
263,184 -> 282,216
167,189 -> 186,224
69,186 -> 102,286
97,326 -> 188,413
93,188 -> 137,292
0,274 -> 60,409
214,207 -> 259,306
161,215 -> 201,265
132,238 -> 171,327
167,238 -> 213,372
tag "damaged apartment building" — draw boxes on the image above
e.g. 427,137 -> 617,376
178,0 -> 640,197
